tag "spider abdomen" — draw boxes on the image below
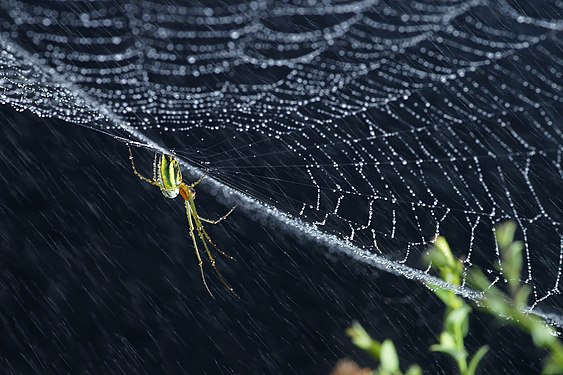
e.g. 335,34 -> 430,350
159,154 -> 182,199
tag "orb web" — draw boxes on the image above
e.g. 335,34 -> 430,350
0,0 -> 562,321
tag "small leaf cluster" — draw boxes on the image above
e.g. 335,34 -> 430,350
424,236 -> 488,375
468,221 -> 563,375
346,322 -> 422,375
342,221 -> 563,375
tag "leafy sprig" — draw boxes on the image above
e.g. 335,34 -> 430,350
340,221 -> 563,375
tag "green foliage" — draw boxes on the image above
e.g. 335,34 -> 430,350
467,221 -> 563,375
346,322 -> 382,360
343,221 -> 563,375
346,322 -> 422,375
425,236 -> 488,375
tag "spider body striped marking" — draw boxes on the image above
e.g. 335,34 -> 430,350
128,146 -> 237,297
158,154 -> 182,198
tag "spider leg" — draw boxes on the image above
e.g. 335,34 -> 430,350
195,224 -> 237,296
191,200 -> 235,258
188,174 -> 205,188
188,200 -> 237,295
152,153 -> 158,181
185,202 -> 214,298
199,204 -> 237,225
128,146 -> 160,187
194,224 -> 234,260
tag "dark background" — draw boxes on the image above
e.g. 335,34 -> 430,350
0,107 -> 550,374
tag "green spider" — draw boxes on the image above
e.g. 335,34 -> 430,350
128,146 -> 237,296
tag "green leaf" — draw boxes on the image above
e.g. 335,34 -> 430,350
346,321 -> 381,359
430,285 -> 455,306
467,346 -> 489,375
434,236 -> 455,265
430,345 -> 466,361
405,364 -> 423,375
502,241 -> 524,291
380,339 -> 400,373
514,285 -> 531,309
425,236 -> 465,287
438,331 -> 456,350
542,356 -> 563,375
467,269 -> 491,292
496,221 -> 517,251
531,324 -> 557,348
445,305 -> 471,338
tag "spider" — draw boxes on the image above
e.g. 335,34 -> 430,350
127,146 -> 237,297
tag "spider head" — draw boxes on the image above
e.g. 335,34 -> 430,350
158,154 -> 182,199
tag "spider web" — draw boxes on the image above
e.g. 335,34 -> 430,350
0,0 -> 562,324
